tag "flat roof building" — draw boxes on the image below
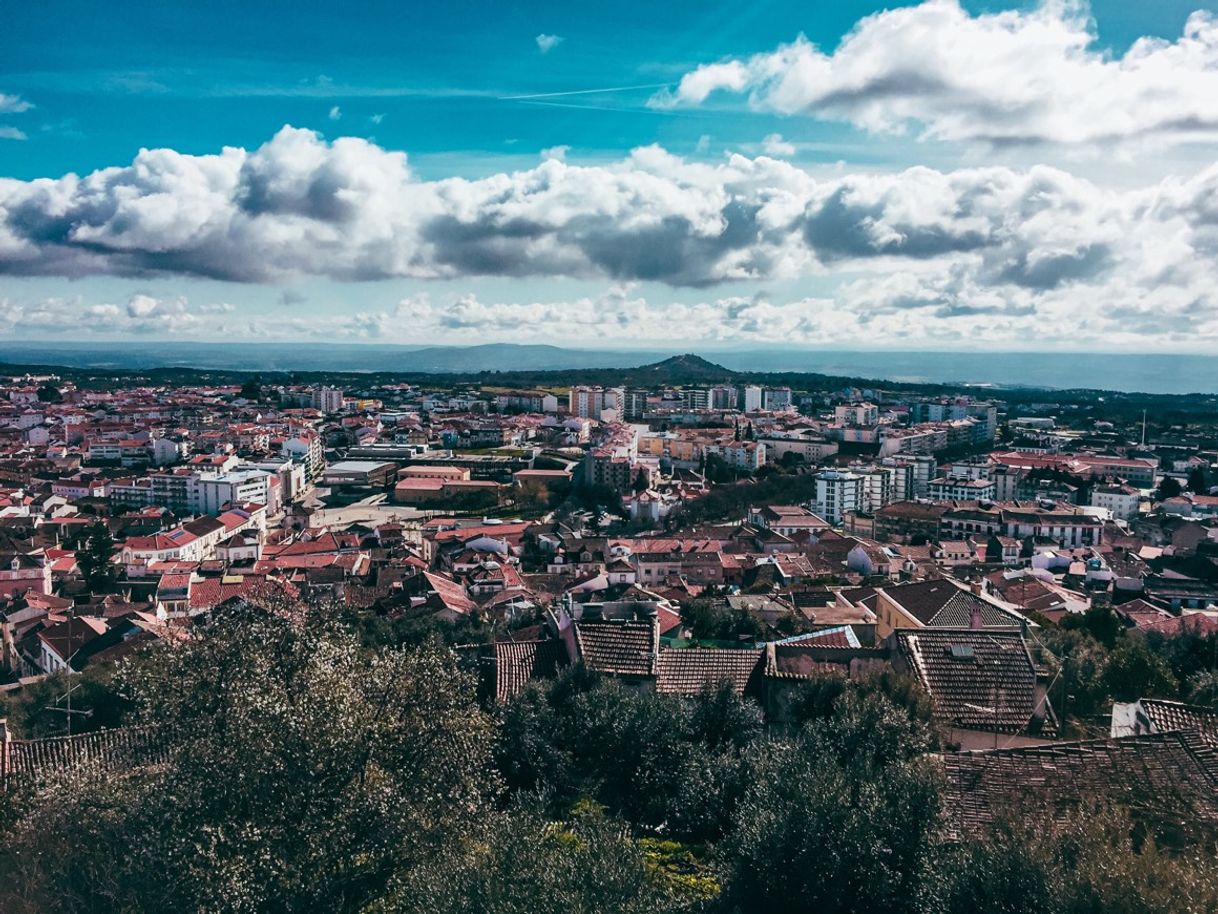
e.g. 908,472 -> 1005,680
322,460 -> 396,488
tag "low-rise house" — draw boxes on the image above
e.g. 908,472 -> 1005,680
36,615 -> 110,674
0,553 -> 50,599
849,579 -> 1028,639
941,732 -> 1218,841
893,628 -> 1056,748
1111,698 -> 1218,744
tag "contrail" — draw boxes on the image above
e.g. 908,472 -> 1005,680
499,83 -> 672,101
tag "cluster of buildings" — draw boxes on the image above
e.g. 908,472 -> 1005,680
3,369 -> 1218,837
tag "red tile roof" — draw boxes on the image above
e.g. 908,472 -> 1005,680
655,648 -> 764,695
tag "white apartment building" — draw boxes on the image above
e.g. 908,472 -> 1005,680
741,385 -> 763,413
311,386 -> 344,414
281,433 -> 325,480
946,458 -> 994,480
250,459 -> 308,504
815,470 -> 862,525
759,436 -> 839,465
710,385 -> 738,410
835,402 -> 879,426
1090,484 -> 1140,522
569,386 -> 625,420
85,442 -> 123,463
854,467 -> 895,513
763,387 -> 793,411
151,437 -> 187,466
927,476 -> 996,502
112,468 -> 278,516
191,470 -> 278,515
703,441 -> 766,471
882,455 -> 937,498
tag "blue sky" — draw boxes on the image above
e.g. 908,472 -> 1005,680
2,0 -> 1208,178
3,1 -> 1218,350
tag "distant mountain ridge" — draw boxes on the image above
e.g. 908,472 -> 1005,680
638,354 -> 735,383
3,340 -> 1218,395
0,341 -> 671,374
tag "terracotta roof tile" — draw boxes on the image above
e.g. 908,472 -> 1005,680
493,640 -> 567,702
1140,699 -> 1218,744
574,619 -> 658,676
655,647 -> 763,695
942,731 -> 1218,840
896,629 -> 1054,734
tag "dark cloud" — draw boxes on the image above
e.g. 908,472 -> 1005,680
802,185 -> 991,261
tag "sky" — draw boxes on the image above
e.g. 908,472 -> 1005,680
3,0 -> 1218,352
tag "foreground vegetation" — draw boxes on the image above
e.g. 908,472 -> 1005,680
3,603 -> 1218,913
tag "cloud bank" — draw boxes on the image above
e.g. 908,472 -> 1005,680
0,293 -> 231,337
656,1 -> 1218,147
0,124 -> 1212,287
3,125 -> 1218,346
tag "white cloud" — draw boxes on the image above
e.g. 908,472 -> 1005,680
3,126 -> 1218,348
0,127 -> 27,141
370,113 -> 385,125
535,33 -> 564,53
0,126 -> 823,285
251,267 -> 1218,349
328,105 -> 342,120
4,261 -> 1218,349
657,1 -> 1218,147
540,144 -> 570,162
0,293 -> 234,337
126,293 -> 162,318
761,133 -> 796,156
0,93 -> 32,114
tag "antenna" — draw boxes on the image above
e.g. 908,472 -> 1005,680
66,600 -> 71,736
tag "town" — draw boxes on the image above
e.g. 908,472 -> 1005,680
10,0 -> 1218,907
0,358 -> 1215,744
2,353 -> 1217,908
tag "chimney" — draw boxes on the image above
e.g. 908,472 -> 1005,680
969,602 -> 983,630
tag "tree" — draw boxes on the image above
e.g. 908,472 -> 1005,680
1061,604 -> 1123,649
681,598 -> 764,643
703,453 -> 736,484
390,802 -> 695,914
1157,475 -> 1183,500
1188,465 -> 1211,495
1,604 -> 496,914
494,671 -> 763,843
1103,635 -> 1178,702
633,467 -> 651,494
721,696 -> 941,914
36,383 -> 62,403
935,804 -> 1218,914
0,663 -> 129,738
75,521 -> 119,593
778,450 -> 805,469
238,375 -> 263,401
1186,669 -> 1218,708
1042,628 -> 1111,724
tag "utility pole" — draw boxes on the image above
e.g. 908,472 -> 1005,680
43,603 -> 89,736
